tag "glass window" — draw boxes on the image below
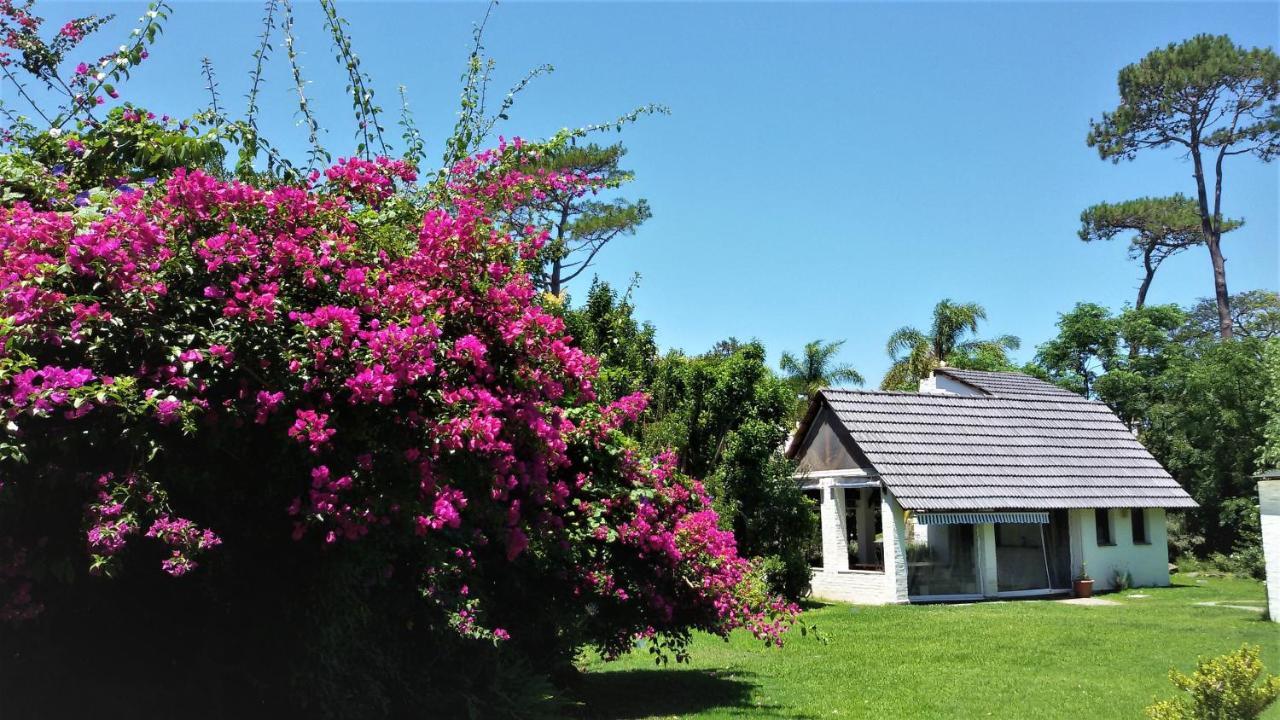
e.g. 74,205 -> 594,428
995,523 -> 1051,591
846,488 -> 884,570
907,523 -> 980,597
1131,508 -> 1148,545
1095,508 -> 1113,546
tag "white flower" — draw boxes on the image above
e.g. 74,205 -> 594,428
48,128 -> 62,138
147,10 -> 158,18
116,57 -> 130,67
95,72 -> 105,81
132,28 -> 141,36
119,45 -> 127,53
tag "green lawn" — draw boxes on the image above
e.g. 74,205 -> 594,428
574,574 -> 1280,719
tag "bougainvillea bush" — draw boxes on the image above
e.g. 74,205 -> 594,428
0,103 -> 796,715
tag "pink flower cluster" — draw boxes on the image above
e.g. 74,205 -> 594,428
288,409 -> 336,453
0,537 -> 41,622
144,515 -> 222,577
323,156 -> 417,209
7,366 -> 94,415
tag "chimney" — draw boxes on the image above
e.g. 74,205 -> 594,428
918,372 -> 938,394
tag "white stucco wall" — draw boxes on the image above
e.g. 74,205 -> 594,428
977,523 -> 999,596
882,492 -> 910,603
817,480 -> 849,572
918,373 -> 984,397
811,568 -> 895,604
1074,507 -> 1171,590
1258,479 -> 1280,622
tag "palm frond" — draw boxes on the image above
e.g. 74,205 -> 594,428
778,351 -> 801,376
931,299 -> 988,358
880,360 -> 914,391
886,327 -> 927,362
828,365 -> 865,387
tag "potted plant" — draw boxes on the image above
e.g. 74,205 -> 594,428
1073,563 -> 1094,598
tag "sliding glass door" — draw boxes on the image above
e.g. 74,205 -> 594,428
995,511 -> 1071,593
907,523 -> 980,597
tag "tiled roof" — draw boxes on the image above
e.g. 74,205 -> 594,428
933,367 -> 1080,400
803,370 -> 1195,511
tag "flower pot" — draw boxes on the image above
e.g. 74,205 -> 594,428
1073,579 -> 1094,598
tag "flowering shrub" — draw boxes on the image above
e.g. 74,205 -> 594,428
0,114 -> 795,705
0,3 -> 792,711
1146,644 -> 1280,720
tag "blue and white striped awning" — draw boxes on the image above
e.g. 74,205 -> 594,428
916,512 -> 1049,525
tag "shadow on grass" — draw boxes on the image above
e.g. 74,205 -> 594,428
571,667 -> 806,719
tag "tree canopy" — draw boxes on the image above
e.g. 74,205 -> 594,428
779,339 -> 863,415
1035,303 -> 1123,398
1259,339 -> 1280,471
1181,290 -> 1280,343
562,278 -> 660,403
1078,195 -> 1240,308
881,299 -> 1020,390
1087,34 -> 1280,339
1031,299 -> 1271,556
515,143 -> 651,296
645,342 -> 816,599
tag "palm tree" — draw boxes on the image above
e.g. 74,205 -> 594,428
779,340 -> 864,401
881,299 -> 1020,391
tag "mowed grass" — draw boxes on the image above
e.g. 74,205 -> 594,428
574,574 -> 1280,719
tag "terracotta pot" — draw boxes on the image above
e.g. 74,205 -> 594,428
1073,579 -> 1094,598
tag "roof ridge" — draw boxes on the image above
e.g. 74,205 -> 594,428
820,388 -> 1104,405
936,367 -> 1030,376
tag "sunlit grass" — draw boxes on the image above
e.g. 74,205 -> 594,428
575,574 -> 1280,719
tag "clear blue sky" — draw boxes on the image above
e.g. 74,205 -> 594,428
10,1 -> 1280,386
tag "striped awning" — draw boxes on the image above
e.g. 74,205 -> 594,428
916,512 -> 1049,525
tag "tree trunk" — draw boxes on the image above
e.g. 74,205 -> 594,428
1206,234 -> 1232,339
1129,253 -> 1158,361
1136,250 -> 1155,310
1189,141 -> 1233,340
547,205 -> 571,297
548,259 -> 562,297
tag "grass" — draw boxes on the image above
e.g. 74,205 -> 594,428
573,574 -> 1280,719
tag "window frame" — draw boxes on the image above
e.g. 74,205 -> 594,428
1131,508 -> 1149,545
1094,508 -> 1114,547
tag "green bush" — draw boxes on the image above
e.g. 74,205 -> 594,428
1145,644 -> 1280,720
1207,546 -> 1267,582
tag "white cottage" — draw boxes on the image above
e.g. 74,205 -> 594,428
786,368 -> 1196,604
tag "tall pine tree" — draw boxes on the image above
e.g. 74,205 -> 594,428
518,143 -> 650,295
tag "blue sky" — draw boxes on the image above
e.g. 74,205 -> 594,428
9,1 -> 1279,386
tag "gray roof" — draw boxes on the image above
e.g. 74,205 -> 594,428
790,370 -> 1196,511
934,367 -> 1082,400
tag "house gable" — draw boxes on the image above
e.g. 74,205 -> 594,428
792,402 -> 876,474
